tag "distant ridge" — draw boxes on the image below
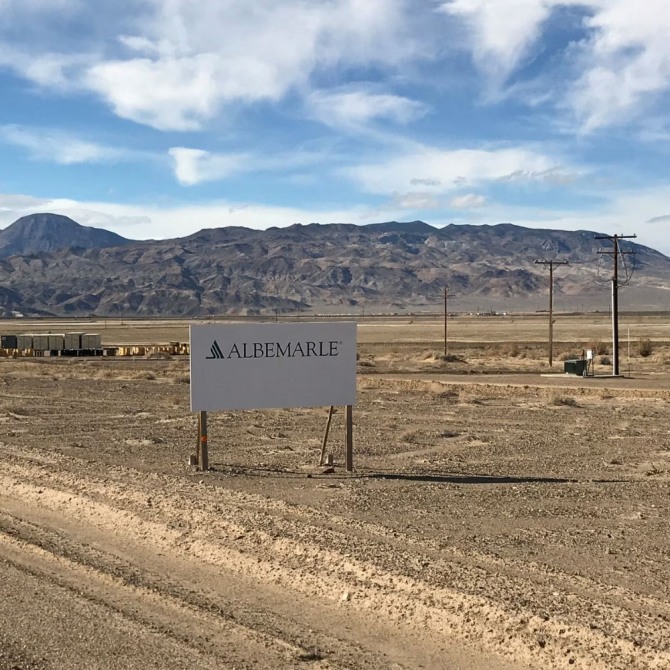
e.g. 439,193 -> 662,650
0,215 -> 669,315
0,213 -> 130,258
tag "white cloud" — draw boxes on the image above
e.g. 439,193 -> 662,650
450,193 -> 487,208
411,177 -> 442,187
344,146 -> 559,195
0,125 -> 130,164
568,0 -> 670,131
0,46 -> 88,90
391,192 -> 441,209
168,147 -> 327,186
439,0 -> 554,87
169,148 -> 248,186
2,0 -> 669,136
0,193 -> 49,212
2,0 -> 425,132
308,88 -> 428,129
441,0 -> 670,131
497,166 -> 579,185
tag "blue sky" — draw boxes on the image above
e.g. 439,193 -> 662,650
2,0 -> 670,252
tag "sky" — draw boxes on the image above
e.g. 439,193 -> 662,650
1,0 -> 670,252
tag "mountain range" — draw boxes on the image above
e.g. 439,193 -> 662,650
0,213 -> 667,316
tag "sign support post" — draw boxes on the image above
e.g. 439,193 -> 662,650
319,405 -> 335,466
345,405 -> 353,472
197,410 -> 209,471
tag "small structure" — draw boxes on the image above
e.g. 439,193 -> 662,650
564,349 -> 594,376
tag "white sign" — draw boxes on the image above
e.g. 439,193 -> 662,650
190,322 -> 357,411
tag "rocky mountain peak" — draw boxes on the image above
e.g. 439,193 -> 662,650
0,213 -> 130,258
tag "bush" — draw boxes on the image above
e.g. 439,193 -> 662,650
593,340 -> 609,355
638,338 -> 653,357
550,395 -> 579,407
438,354 -> 466,363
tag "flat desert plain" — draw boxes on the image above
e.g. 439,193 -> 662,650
1,314 -> 670,669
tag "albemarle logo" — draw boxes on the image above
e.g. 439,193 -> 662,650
206,340 -> 225,359
205,339 -> 340,360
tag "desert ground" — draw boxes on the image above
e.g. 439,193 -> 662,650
1,314 -> 670,669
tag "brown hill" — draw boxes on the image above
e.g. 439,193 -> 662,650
0,213 -> 130,258
0,217 -> 668,316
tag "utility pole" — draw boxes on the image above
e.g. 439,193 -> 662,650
534,260 -> 569,367
596,233 -> 636,376
443,285 -> 456,357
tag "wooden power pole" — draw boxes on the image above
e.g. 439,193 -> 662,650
596,233 -> 636,376
443,286 -> 456,357
534,260 -> 569,367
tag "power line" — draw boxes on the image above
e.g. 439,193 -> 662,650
595,233 -> 636,376
534,259 -> 569,367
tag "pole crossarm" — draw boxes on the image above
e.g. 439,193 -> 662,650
594,233 -> 636,376
534,259 -> 569,367
534,260 -> 569,267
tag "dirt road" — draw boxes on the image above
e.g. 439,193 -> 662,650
1,358 -> 669,669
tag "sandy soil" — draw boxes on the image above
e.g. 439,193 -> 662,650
1,346 -> 670,669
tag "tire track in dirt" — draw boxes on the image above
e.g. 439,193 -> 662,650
2,448 -> 669,670
0,515 -> 356,669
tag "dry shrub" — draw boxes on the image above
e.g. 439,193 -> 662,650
638,338 -> 653,357
175,375 -> 190,384
505,342 -> 520,357
550,394 -> 579,407
599,356 -> 611,366
593,340 -> 609,355
403,428 -> 457,443
4,404 -> 32,416
438,353 -> 466,363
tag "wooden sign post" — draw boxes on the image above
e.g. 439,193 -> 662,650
197,410 -> 209,471
319,405 -> 355,472
345,405 -> 353,472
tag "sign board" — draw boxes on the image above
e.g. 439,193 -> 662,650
190,322 -> 357,412
586,349 -> 594,360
